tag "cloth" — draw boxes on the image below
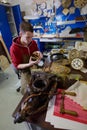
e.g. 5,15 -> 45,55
11,64 -> 21,79
20,71 -> 31,95
45,96 -> 87,130
10,37 -> 38,68
54,89 -> 87,124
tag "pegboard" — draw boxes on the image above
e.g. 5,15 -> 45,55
29,0 -> 87,35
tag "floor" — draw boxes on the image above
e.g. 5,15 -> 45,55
0,65 -> 47,130
0,65 -> 28,130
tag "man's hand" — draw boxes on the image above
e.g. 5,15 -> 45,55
17,51 -> 43,69
29,56 -> 40,66
31,51 -> 43,61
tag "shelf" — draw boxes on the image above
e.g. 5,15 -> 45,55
24,15 -> 40,20
40,38 -> 62,42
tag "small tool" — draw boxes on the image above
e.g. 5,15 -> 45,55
60,91 -> 78,116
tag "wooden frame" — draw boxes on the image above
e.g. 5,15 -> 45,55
0,35 -> 11,63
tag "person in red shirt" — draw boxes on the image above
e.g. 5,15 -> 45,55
10,21 -> 42,95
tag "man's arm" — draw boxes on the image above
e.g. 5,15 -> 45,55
17,51 -> 43,69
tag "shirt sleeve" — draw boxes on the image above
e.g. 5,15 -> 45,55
10,45 -> 23,68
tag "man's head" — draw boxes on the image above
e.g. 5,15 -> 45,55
19,21 -> 33,46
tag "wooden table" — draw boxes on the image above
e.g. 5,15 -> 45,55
12,69 -> 87,130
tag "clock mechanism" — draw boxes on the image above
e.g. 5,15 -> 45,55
71,58 -> 84,70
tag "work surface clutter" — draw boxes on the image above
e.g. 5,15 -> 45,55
12,45 -> 87,130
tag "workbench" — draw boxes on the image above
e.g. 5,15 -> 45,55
12,67 -> 87,130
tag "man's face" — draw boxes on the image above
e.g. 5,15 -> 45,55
20,31 -> 33,46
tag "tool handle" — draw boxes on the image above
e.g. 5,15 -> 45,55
64,109 -> 78,116
64,91 -> 76,96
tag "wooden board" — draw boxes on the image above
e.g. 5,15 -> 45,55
0,35 -> 11,70
0,35 -> 11,63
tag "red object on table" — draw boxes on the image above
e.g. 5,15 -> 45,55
54,89 -> 87,124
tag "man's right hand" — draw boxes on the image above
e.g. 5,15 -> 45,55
29,56 -> 40,66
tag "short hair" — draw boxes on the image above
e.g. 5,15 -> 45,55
20,21 -> 33,33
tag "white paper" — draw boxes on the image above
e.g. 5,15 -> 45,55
45,90 -> 87,130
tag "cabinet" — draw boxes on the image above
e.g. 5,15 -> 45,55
0,3 -> 22,51
5,6 -> 18,38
